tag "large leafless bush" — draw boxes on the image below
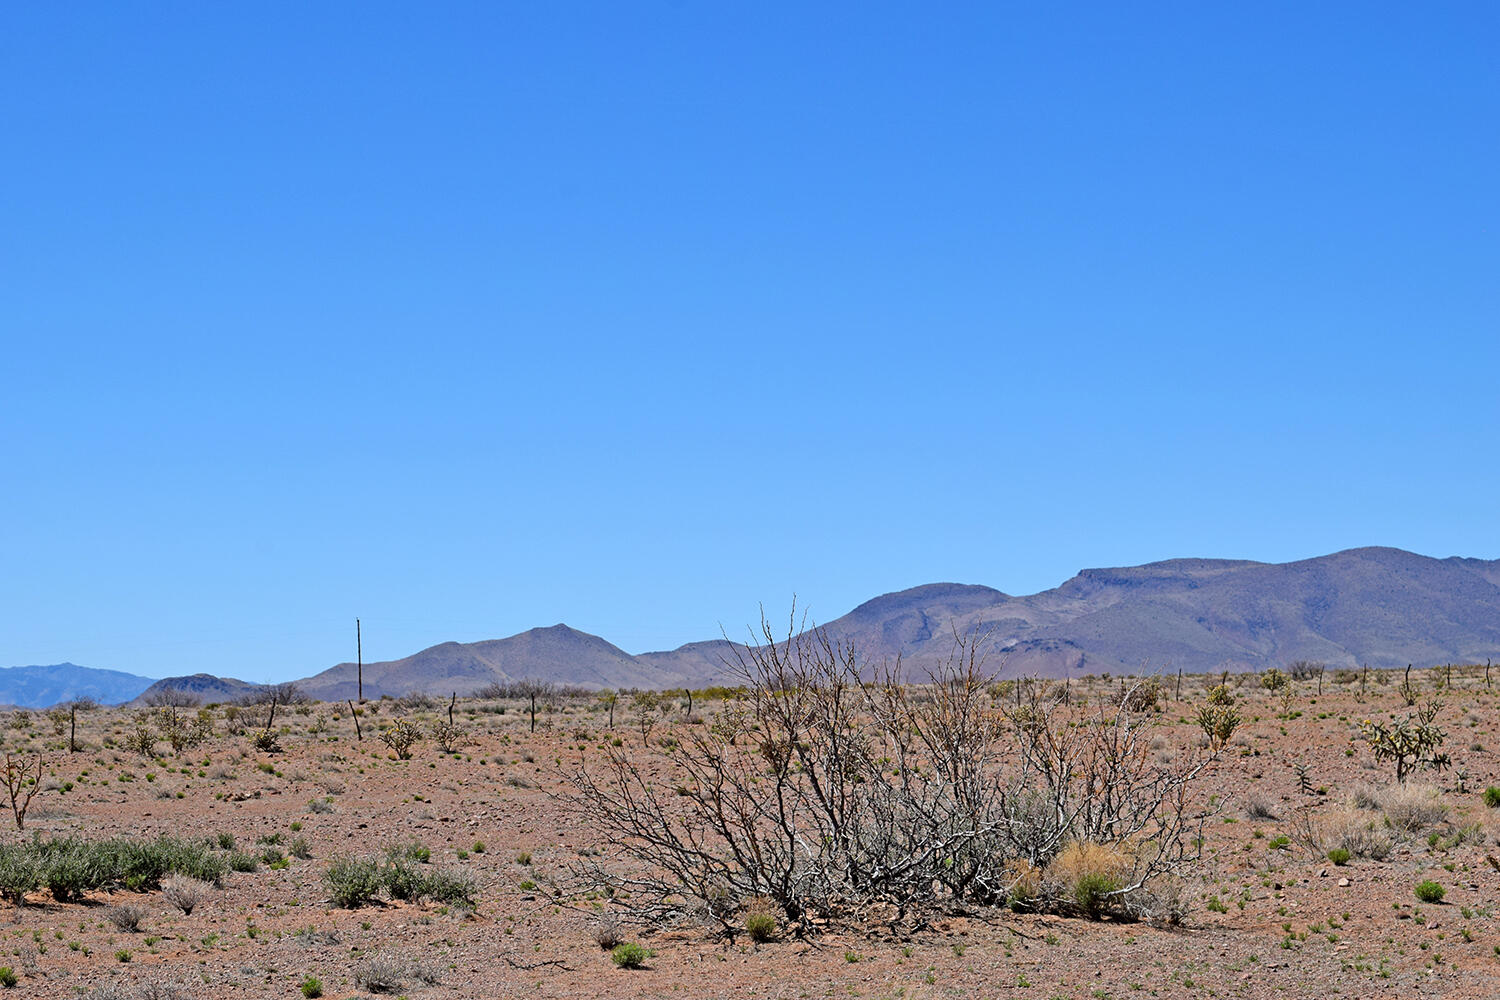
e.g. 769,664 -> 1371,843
569,609 -> 1220,932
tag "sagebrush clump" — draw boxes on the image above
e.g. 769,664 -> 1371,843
323,849 -> 476,909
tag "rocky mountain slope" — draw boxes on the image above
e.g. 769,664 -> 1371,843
112,547 -> 1500,702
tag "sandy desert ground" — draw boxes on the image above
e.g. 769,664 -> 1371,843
1,666 -> 1498,999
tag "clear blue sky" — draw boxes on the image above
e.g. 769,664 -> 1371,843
3,3 -> 1496,683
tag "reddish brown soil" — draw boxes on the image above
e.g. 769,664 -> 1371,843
2,671 -> 1499,999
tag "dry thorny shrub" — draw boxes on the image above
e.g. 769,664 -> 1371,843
568,610 -> 1223,935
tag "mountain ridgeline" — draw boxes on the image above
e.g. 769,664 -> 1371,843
288,546 -> 1500,699
0,663 -> 158,710
12,547 -> 1500,707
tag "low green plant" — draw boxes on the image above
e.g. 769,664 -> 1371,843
1483,787 -> 1500,808
0,846 -> 39,905
611,942 -> 651,969
1415,880 -> 1446,904
323,852 -> 476,909
1327,848 -> 1351,866
744,909 -> 778,942
0,967 -> 16,988
300,974 -> 324,998
1073,871 -> 1123,918
324,856 -> 383,909
419,868 -> 478,907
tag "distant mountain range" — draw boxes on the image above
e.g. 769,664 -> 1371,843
11,548 -> 1500,706
0,663 -> 158,709
288,547 -> 1500,699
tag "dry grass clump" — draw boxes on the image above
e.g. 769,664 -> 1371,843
104,904 -> 146,932
1043,841 -> 1132,918
87,983 -> 189,1000
354,954 -> 441,994
1002,858 -> 1042,910
1243,792 -> 1279,821
160,874 -> 212,915
1291,806 -> 1395,861
1124,874 -> 1189,925
591,910 -> 624,950
1373,782 -> 1448,832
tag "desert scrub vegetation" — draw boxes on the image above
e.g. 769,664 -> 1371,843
569,612 -> 1222,933
2,753 -> 44,831
1358,699 -> 1450,781
610,941 -> 653,969
323,848 -> 476,909
0,835 -> 229,906
354,954 -> 442,993
378,719 -> 422,759
160,874 -> 212,914
1195,684 -> 1241,750
1414,879 -> 1446,904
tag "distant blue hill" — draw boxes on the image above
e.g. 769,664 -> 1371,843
0,663 -> 158,708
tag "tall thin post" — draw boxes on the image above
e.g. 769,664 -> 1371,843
448,692 -> 456,727
348,700 -> 362,741
529,692 -> 537,733
356,618 -> 363,704
69,705 -> 76,754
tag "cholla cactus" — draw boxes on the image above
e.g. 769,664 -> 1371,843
1196,685 -> 1240,750
430,721 -> 466,753
379,720 -> 422,760
1359,700 -> 1449,782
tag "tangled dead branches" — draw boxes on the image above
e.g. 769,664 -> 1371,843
568,608 -> 1219,933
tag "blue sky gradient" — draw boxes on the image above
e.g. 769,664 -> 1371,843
3,3 -> 1496,681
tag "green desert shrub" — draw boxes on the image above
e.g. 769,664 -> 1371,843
1072,871 -> 1123,918
39,841 -> 97,903
0,846 -> 40,905
417,868 -> 478,908
326,845 -> 475,909
1483,787 -> 1500,808
1415,880 -> 1446,904
381,855 -> 426,902
324,856 -> 384,909
610,942 -> 652,969
744,909 -> 778,942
